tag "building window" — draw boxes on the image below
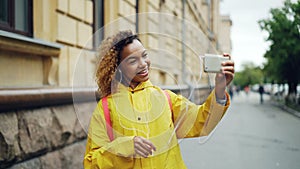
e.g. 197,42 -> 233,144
93,0 -> 104,49
159,71 -> 166,85
0,0 -> 33,37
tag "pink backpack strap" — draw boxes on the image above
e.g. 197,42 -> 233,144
164,90 -> 174,122
163,90 -> 173,112
101,97 -> 114,141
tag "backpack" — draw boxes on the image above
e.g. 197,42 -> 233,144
101,90 -> 173,141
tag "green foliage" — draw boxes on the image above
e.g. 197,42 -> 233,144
233,62 -> 264,88
258,0 -> 300,95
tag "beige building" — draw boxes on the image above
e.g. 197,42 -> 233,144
0,0 -> 231,88
0,0 -> 231,168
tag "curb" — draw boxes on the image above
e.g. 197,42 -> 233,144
271,100 -> 300,118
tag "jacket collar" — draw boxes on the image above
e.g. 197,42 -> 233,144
117,80 -> 154,92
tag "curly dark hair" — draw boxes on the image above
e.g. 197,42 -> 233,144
95,30 -> 140,98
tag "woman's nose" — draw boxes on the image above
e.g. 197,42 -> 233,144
139,58 -> 147,68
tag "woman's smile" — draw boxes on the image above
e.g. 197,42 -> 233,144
137,69 -> 149,77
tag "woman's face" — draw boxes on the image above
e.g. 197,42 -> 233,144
119,39 -> 151,88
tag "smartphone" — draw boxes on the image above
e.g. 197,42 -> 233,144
203,54 -> 230,73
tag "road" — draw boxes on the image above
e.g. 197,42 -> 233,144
180,91 -> 300,169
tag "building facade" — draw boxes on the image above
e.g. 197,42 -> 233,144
0,0 -> 231,168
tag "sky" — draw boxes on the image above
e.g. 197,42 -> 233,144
220,0 -> 289,71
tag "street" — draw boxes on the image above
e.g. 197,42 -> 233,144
180,91 -> 300,169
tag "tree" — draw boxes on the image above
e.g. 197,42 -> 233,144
259,0 -> 300,98
233,62 -> 264,88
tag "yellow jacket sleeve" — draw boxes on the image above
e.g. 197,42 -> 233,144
83,104 -> 135,169
166,89 -> 230,138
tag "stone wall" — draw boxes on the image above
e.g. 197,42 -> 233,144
0,102 -> 94,169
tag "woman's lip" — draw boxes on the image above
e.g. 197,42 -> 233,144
137,69 -> 148,76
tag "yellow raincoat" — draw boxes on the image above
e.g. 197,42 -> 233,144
84,80 -> 230,169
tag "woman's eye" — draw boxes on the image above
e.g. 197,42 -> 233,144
143,54 -> 148,58
129,60 -> 137,64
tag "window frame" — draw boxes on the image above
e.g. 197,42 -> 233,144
0,0 -> 33,37
93,0 -> 104,49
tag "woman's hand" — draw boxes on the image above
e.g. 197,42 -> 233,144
215,53 -> 235,99
133,136 -> 156,158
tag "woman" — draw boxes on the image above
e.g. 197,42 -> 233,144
84,30 -> 235,168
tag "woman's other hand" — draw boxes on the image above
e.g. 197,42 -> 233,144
133,136 -> 156,158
